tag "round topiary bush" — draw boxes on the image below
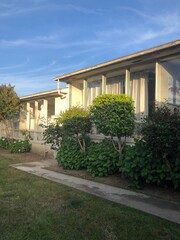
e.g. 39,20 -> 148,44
90,94 -> 135,155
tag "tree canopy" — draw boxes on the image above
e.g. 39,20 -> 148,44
0,84 -> 21,122
90,94 -> 135,155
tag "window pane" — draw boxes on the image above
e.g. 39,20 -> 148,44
87,80 -> 102,105
131,72 -> 148,121
161,59 -> 180,106
106,75 -> 125,94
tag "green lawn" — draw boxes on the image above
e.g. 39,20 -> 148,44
0,156 -> 180,240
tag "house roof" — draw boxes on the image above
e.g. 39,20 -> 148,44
53,39 -> 180,83
20,88 -> 68,102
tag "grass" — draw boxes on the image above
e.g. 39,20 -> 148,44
0,156 -> 180,240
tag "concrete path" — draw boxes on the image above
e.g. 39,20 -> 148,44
11,160 -> 180,225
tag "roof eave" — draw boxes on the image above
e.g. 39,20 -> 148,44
53,39 -> 180,82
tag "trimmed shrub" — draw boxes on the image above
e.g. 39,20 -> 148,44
90,94 -> 135,155
87,140 -> 119,177
56,139 -> 88,170
57,106 -> 91,136
57,106 -> 91,151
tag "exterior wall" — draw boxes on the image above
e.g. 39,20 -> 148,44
68,55 -> 180,121
69,68 -> 154,121
55,91 -> 68,114
0,88 -> 69,158
70,82 -> 83,107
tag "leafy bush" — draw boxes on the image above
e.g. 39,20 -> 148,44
0,137 -> 10,149
120,139 -> 180,189
43,124 -> 62,150
119,140 -> 154,189
56,139 -> 88,170
57,106 -> 91,151
9,139 -> 31,153
140,104 -> 180,189
87,140 -> 119,177
0,136 -> 31,153
90,94 -> 135,155
141,104 -> 180,164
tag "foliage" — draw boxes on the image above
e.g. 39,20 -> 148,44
0,137 -> 10,149
90,94 -> 135,155
0,84 -> 21,141
120,139 -> 180,190
43,107 -> 91,169
87,140 -> 119,177
141,104 -> 180,164
119,140 -> 154,189
9,139 -> 31,153
0,137 -> 31,153
56,139 -> 88,170
43,124 -> 62,150
57,106 -> 91,151
0,84 -> 21,121
21,130 -> 33,141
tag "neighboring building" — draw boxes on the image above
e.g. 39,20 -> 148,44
0,88 -> 68,156
53,39 -> 180,121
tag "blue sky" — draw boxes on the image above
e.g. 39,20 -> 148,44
0,0 -> 180,96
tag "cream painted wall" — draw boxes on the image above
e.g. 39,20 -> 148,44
71,83 -> 83,107
55,89 -> 68,115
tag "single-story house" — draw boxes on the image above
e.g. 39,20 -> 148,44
53,39 -> 180,121
0,39 -> 179,156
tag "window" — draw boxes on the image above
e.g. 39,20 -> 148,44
106,75 -> 125,94
161,59 -> 180,106
131,72 -> 148,121
87,80 -> 102,105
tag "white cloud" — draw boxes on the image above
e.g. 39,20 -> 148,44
0,1 -> 101,17
94,8 -> 180,50
0,34 -> 102,49
0,59 -> 29,70
0,60 -> 86,96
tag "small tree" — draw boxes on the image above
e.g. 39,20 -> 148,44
55,106 -> 91,170
90,94 -> 135,155
57,106 -> 91,151
0,84 -> 21,142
